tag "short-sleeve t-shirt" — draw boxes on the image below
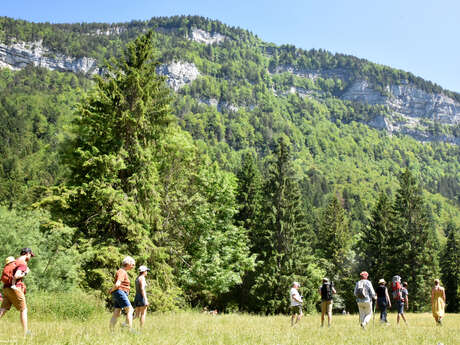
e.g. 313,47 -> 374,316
114,268 -> 130,292
14,259 -> 28,291
290,287 -> 302,306
401,287 -> 408,301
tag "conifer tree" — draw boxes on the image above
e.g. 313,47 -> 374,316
235,151 -> 263,242
43,31 -> 177,304
233,151 -> 263,309
440,222 -> 460,312
360,192 -> 393,282
249,137 -> 320,314
316,194 -> 354,311
391,169 -> 439,311
317,195 -> 351,275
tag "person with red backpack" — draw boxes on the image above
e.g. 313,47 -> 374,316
391,275 -> 408,325
0,248 -> 35,336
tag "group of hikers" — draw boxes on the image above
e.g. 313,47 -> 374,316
0,249 -> 449,337
0,250 -> 150,336
290,271 -> 447,329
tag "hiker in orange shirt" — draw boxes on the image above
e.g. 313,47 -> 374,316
0,248 -> 35,336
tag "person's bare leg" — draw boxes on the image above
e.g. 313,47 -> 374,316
0,308 -> 7,318
110,308 -> 121,331
397,313 -> 400,324
401,313 -> 407,324
327,311 -> 332,326
321,310 -> 325,326
296,312 -> 302,324
124,306 -> 133,330
20,308 -> 28,335
139,307 -> 147,328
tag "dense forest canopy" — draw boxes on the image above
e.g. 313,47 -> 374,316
0,17 -> 459,313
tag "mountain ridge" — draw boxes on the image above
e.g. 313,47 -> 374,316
0,15 -> 459,221
1,16 -> 458,146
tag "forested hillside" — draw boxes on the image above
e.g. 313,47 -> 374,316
0,16 -> 459,313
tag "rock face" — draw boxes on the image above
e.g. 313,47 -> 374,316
342,80 -> 460,125
156,61 -> 200,91
272,65 -> 352,82
0,37 -> 458,144
0,41 -> 99,74
190,28 -> 227,45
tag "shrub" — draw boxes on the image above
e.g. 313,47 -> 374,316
27,290 -> 105,321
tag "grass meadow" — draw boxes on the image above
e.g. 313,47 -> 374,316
0,311 -> 459,345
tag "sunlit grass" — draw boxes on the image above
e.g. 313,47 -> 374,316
0,311 -> 458,344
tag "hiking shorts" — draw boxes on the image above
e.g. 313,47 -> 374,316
290,305 -> 302,315
1,287 -> 26,312
396,300 -> 404,314
321,300 -> 333,314
112,289 -> 131,309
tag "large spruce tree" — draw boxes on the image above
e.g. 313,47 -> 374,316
391,169 -> 439,311
232,151 -> 263,309
316,194 -> 354,311
441,222 -> 460,312
249,137 -> 321,314
43,31 -> 176,305
360,192 -> 393,283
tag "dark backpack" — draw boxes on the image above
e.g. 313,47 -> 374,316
321,283 -> 333,301
1,261 -> 17,287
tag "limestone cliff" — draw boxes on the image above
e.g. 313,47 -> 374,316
0,41 -> 99,74
1,36 -> 458,144
156,61 -> 200,91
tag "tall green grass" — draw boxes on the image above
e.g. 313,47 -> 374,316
26,290 -> 105,321
0,311 -> 459,344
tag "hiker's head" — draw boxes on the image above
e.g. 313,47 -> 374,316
292,281 -> 300,288
138,265 -> 150,275
434,279 -> 440,286
5,256 -> 15,265
359,271 -> 369,279
322,278 -> 329,284
20,248 -> 35,261
122,256 -> 135,270
403,281 -> 408,288
378,278 -> 386,285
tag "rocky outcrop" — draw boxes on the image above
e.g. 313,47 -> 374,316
342,80 -> 460,125
272,66 -> 460,144
0,41 -> 200,91
156,61 -> 200,91
198,98 -> 240,113
190,28 -> 227,45
89,26 -> 126,36
272,65 -> 353,82
0,41 -> 99,74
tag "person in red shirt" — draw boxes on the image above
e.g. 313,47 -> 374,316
0,248 -> 35,336
109,256 -> 135,332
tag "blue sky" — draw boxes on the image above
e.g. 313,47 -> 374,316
2,0 -> 459,93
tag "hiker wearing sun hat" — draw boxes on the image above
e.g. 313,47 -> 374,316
290,281 -> 303,326
319,277 -> 336,327
354,271 -> 376,329
133,265 -> 150,329
376,278 -> 391,324
0,247 -> 35,336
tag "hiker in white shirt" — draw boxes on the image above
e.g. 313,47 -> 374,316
354,271 -> 376,329
290,282 -> 303,326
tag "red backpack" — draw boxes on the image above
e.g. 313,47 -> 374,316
391,275 -> 403,301
1,261 -> 17,287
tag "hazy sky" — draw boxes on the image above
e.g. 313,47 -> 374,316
3,0 -> 459,93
